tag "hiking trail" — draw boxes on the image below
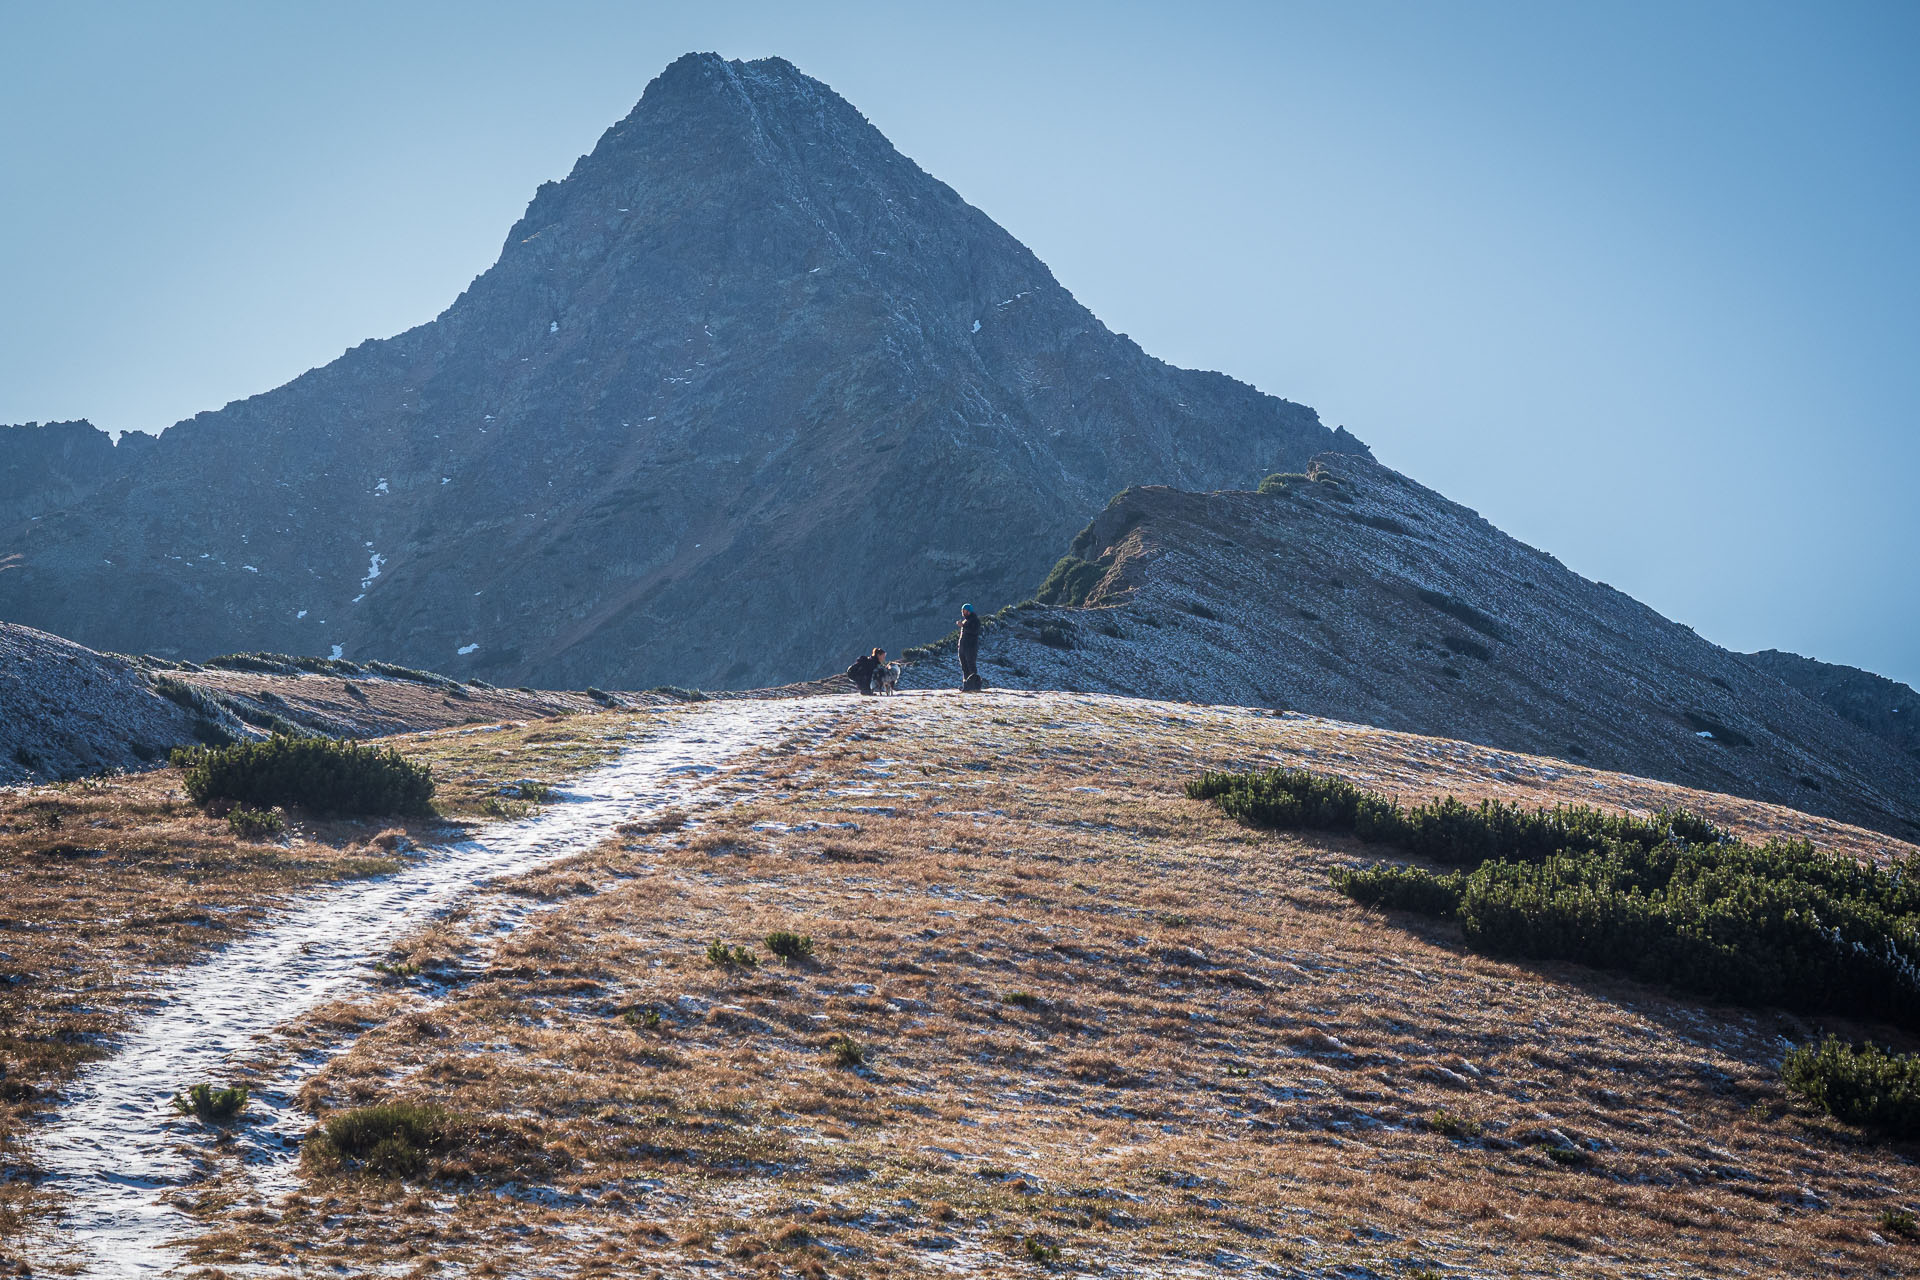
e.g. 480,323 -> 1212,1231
30,698 -> 811,1276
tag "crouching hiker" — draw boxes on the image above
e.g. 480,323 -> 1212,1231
847,647 -> 886,695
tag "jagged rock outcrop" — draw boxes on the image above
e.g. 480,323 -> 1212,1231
1745,649 -> 1920,763
908,455 -> 1920,841
0,421 -> 153,528
0,53 -> 1361,688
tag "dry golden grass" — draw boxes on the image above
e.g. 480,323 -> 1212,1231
379,711 -> 638,819
0,708 -> 648,1268
137,692 -> 1920,1278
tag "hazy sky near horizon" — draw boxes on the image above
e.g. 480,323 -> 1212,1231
3,1 -> 1916,686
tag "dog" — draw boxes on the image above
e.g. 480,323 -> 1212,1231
875,661 -> 902,695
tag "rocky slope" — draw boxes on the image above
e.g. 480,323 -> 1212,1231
1744,648 -> 1920,762
0,420 -> 152,528
901,455 -> 1920,840
0,53 -> 1361,689
0,623 -> 196,784
0,621 -> 646,785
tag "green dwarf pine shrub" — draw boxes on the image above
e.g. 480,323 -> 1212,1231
765,931 -> 815,964
226,806 -> 286,840
172,1082 -> 249,1122
173,736 -> 434,816
1194,767 -> 1920,1029
1782,1038 -> 1920,1139
308,1102 -> 455,1177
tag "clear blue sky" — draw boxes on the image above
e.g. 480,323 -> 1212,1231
3,1 -> 1915,686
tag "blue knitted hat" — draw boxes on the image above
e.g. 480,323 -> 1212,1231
962,603 -> 975,612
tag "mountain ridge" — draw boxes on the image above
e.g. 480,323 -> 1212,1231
902,454 -> 1920,841
1744,647 -> 1920,763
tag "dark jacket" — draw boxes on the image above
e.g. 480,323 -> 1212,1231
958,613 -> 981,648
847,654 -> 881,686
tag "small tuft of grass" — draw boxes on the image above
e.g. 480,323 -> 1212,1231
1002,991 -> 1045,1010
226,806 -> 286,840
306,1102 -> 455,1178
621,808 -> 687,835
1879,1208 -> 1920,1242
1021,1234 -> 1063,1264
764,930 -> 815,964
826,1035 -> 867,1068
707,940 -> 758,969
623,1006 -> 663,1030
172,1081 -> 250,1123
1426,1109 -> 1481,1139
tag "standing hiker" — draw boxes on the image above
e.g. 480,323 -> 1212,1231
847,647 -> 885,695
957,604 -> 982,692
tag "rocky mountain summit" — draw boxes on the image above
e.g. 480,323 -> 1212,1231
0,53 -> 1360,689
909,456 -> 1920,841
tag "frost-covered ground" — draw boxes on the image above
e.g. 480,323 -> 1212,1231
27,700 -> 798,1276
9,690 -> 1920,1278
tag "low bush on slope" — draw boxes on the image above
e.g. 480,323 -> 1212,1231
1035,554 -> 1106,608
201,651 -> 367,677
1190,768 -> 1920,1030
1187,768 -> 1719,864
173,737 -> 435,816
306,1102 -> 460,1177
1782,1037 -> 1920,1139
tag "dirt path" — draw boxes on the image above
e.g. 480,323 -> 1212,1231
28,697 -> 812,1277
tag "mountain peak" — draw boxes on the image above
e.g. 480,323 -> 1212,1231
0,52 -> 1361,689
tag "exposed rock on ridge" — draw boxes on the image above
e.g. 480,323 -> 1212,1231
0,53 -> 1361,689
910,455 -> 1920,841
0,420 -> 153,528
1744,649 -> 1920,762
0,623 -> 195,784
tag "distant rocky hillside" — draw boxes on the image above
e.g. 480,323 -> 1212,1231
0,420 -> 153,527
0,623 -> 195,784
0,621 -> 643,786
0,53 -> 1361,690
902,455 -> 1920,841
1744,648 -> 1920,762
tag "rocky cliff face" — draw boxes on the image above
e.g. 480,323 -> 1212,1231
1744,649 -> 1920,763
0,421 -> 153,528
909,456 -> 1920,842
0,53 -> 1361,688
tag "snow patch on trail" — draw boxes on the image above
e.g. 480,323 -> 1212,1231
31,698 -> 811,1277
